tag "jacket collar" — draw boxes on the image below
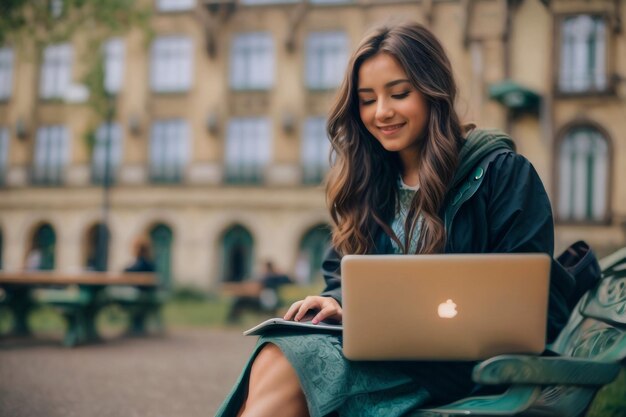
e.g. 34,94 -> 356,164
451,128 -> 516,189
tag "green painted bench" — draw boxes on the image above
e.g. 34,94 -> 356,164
103,285 -> 166,336
413,247 -> 626,417
0,272 -> 161,347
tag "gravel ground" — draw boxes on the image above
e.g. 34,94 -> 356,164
0,329 -> 256,417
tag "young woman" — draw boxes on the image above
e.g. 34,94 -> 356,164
216,21 -> 572,417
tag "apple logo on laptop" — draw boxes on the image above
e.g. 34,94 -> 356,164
438,299 -> 458,318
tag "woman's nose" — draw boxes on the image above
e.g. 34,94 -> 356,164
375,99 -> 394,121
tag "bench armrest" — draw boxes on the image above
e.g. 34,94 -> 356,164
472,354 -> 621,386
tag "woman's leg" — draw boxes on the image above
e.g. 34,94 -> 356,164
239,343 -> 310,417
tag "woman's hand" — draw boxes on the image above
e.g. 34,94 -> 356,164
283,296 -> 343,325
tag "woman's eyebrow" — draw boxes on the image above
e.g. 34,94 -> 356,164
357,79 -> 411,93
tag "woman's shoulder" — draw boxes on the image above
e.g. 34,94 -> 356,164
488,150 -> 538,179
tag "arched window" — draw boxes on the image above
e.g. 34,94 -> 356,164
558,15 -> 607,93
27,223 -> 56,270
557,127 -> 609,222
221,225 -> 254,282
84,223 -> 110,271
149,224 -> 173,288
296,224 -> 331,284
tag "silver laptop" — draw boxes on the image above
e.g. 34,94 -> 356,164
341,253 -> 550,361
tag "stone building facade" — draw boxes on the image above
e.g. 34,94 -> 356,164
0,0 -> 624,289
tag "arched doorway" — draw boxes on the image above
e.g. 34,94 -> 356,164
297,224 -> 331,284
27,223 -> 56,270
149,224 -> 173,288
84,223 -> 110,271
221,225 -> 254,282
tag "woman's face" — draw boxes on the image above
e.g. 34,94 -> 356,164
357,53 -> 429,156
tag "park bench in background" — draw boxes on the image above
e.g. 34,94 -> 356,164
412,247 -> 626,417
0,272 -> 162,347
222,276 -> 294,322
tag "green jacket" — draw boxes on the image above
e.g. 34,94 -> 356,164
319,129 -> 574,401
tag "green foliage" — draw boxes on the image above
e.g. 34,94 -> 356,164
170,286 -> 214,302
0,0 -> 151,47
163,299 -> 232,328
0,0 -> 152,150
0,0 -> 29,45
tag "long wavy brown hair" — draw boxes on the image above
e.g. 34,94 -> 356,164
326,22 -> 469,255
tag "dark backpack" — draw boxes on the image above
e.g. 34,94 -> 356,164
557,240 -> 602,310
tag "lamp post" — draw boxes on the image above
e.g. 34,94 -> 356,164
65,83 -> 112,271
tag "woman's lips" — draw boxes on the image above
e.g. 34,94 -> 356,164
378,123 -> 406,135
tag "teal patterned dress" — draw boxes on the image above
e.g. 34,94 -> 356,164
215,181 -> 439,417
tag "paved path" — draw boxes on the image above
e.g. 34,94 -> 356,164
0,329 -> 256,417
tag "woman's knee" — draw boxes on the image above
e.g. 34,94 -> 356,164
244,344 -> 309,416
250,343 -> 286,376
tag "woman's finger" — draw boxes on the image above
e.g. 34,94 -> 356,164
312,300 -> 342,324
283,300 -> 304,320
294,296 -> 322,321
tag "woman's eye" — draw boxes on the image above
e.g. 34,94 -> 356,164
392,91 -> 410,99
360,99 -> 375,106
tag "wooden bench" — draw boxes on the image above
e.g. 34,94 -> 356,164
0,272 -> 162,347
411,247 -> 626,417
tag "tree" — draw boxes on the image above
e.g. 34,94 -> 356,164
0,0 -> 151,121
0,0 -> 150,46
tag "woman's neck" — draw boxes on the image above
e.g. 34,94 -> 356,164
398,148 -> 420,188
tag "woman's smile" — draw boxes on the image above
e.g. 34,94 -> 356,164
378,122 -> 406,135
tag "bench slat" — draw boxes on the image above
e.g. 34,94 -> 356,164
472,354 -> 621,386
412,386 -> 542,416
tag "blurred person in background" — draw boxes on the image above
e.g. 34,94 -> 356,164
124,236 -> 155,273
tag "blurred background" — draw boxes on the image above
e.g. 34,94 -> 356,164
0,0 -> 624,291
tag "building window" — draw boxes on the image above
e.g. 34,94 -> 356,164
50,0 -> 64,18
0,127 -> 8,185
33,125 -> 69,185
305,31 -> 348,90
221,225 -> 254,282
149,119 -> 189,183
558,15 -> 607,93
150,36 -> 193,92
156,0 -> 195,11
557,127 -> 609,222
301,117 -> 331,184
230,33 -> 274,90
91,122 -> 122,184
225,118 -> 271,184
39,43 -> 73,99
103,38 -> 125,94
0,47 -> 14,100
